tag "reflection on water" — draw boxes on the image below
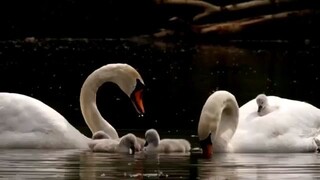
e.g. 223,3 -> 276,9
1,149 -> 320,179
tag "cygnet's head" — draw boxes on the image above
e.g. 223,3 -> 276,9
256,94 -> 268,113
144,129 -> 160,148
118,133 -> 139,154
92,131 -> 112,140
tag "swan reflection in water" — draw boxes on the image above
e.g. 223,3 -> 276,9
1,149 -> 320,179
0,149 -> 192,179
197,153 -> 320,180
80,151 -> 193,179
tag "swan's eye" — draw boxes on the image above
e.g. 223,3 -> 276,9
135,79 -> 145,91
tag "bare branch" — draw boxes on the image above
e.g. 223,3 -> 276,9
155,0 -> 220,21
222,0 -> 296,12
155,0 -> 305,22
194,9 -> 315,34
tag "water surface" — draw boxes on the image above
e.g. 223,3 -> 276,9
1,149 -> 320,179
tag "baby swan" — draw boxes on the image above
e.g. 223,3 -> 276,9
143,129 -> 191,153
256,94 -> 279,116
92,130 -> 146,151
89,133 -> 139,154
92,131 -> 112,140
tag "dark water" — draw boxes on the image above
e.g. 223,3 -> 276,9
1,147 -> 320,179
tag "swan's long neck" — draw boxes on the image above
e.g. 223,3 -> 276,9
80,68 -> 119,139
198,91 -> 239,152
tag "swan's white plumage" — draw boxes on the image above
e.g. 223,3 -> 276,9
0,93 -> 89,149
143,129 -> 191,153
198,90 -> 320,153
0,63 -> 145,149
235,95 -> 320,152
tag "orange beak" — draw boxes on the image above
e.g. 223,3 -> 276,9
202,144 -> 213,158
200,133 -> 213,158
131,89 -> 145,115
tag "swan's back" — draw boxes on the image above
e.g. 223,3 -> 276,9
240,96 -> 320,127
235,95 -> 320,152
0,93 -> 88,149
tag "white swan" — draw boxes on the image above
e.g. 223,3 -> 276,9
143,129 -> 191,153
198,90 -> 320,156
256,94 -> 279,116
89,133 -> 139,154
0,63 -> 145,149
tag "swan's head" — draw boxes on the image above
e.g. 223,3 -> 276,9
96,63 -> 145,115
197,90 -> 239,157
144,129 -> 160,150
256,94 -> 268,113
119,133 -> 140,154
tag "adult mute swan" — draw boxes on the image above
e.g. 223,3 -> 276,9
198,90 -> 320,156
89,133 -> 140,154
143,129 -> 191,153
0,63 -> 145,149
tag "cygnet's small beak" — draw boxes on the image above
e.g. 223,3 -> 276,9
258,105 -> 262,112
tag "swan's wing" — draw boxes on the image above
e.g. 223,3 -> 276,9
234,96 -> 320,152
0,93 -> 87,148
240,96 -> 320,130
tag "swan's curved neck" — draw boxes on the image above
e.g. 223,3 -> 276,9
198,92 -> 239,151
80,68 -> 119,139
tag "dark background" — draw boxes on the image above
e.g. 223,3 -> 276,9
0,0 -> 320,135
0,0 -> 319,40
0,0 -> 162,39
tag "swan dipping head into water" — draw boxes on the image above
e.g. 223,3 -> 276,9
197,90 -> 239,157
198,90 -> 320,156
